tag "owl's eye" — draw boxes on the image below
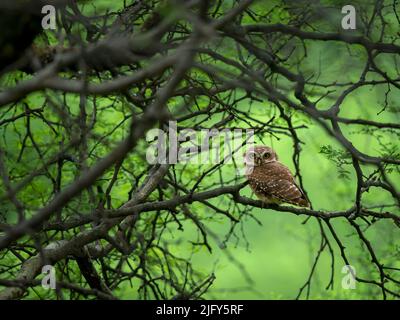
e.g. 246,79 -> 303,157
248,152 -> 255,160
263,152 -> 271,159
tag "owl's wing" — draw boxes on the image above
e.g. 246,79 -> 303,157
249,163 -> 309,207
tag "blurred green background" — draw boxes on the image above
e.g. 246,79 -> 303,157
1,0 -> 399,300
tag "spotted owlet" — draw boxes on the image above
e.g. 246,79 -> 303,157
244,145 -> 309,207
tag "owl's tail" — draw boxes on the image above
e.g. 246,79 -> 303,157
297,197 -> 310,208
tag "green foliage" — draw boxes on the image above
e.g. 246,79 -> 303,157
0,0 -> 399,301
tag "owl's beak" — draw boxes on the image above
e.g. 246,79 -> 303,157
255,155 -> 262,166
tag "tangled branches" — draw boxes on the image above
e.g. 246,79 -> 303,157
0,0 -> 399,300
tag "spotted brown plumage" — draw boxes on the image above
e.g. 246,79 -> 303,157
244,145 -> 309,207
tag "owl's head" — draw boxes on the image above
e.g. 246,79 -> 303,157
244,145 -> 278,167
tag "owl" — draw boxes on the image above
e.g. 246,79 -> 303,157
244,145 -> 309,207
